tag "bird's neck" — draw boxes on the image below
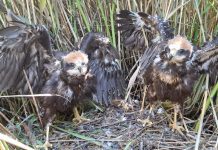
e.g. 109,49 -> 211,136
60,71 -> 85,90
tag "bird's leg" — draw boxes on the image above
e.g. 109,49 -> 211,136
72,107 -> 90,124
179,111 -> 189,133
169,104 -> 184,133
113,100 -> 133,111
36,109 -> 55,150
138,104 -> 154,127
140,85 -> 147,112
42,123 -> 52,150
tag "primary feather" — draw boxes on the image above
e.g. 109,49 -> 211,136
116,10 -> 174,52
0,22 -> 51,93
80,32 -> 126,106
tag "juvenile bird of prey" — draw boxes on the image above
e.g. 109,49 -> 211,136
0,7 -> 126,149
117,10 -> 218,132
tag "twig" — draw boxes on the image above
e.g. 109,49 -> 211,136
0,133 -> 34,150
0,93 -> 68,99
215,136 -> 218,149
0,123 -> 16,139
0,111 -> 13,125
50,139 -> 125,143
23,70 -> 42,126
195,74 -> 209,150
194,0 -> 206,42
209,95 -> 218,128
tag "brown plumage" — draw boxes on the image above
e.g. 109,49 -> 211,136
0,19 -> 123,145
116,10 -> 174,53
0,15 -> 51,94
117,10 -> 218,131
0,7 -> 55,148
39,51 -> 91,127
80,32 -> 126,106
116,10 -> 175,89
40,32 -> 126,127
0,5 -> 126,128
190,36 -> 218,84
143,36 -> 196,105
0,23 -> 97,143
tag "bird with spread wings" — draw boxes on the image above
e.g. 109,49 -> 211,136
0,5 -> 126,148
117,10 -> 218,132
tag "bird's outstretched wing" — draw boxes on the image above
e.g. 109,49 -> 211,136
138,41 -> 167,77
191,37 -> 218,69
88,45 -> 126,106
189,37 -> 218,83
116,10 -> 174,51
0,11 -> 51,93
80,32 -> 126,106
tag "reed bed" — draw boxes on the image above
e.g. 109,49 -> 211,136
0,0 -> 217,149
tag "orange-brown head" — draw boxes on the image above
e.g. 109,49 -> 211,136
62,51 -> 89,76
167,35 -> 193,64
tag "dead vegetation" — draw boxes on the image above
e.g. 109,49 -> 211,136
0,0 -> 218,149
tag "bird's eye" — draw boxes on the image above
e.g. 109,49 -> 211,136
160,48 -> 168,59
177,49 -> 186,54
81,62 -> 86,66
71,63 -> 75,68
164,47 -> 170,53
66,63 -> 75,68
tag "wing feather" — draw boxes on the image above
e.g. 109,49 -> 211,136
80,32 -> 126,106
117,10 -> 174,52
189,37 -> 218,83
88,47 -> 126,106
0,29 -> 26,91
0,22 -> 51,93
138,43 -> 165,76
190,37 -> 218,69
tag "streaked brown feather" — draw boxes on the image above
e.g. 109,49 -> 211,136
39,51 -> 94,127
140,38 -> 197,105
0,20 -> 51,93
189,36 -> 218,83
116,10 -> 174,53
80,32 -> 126,106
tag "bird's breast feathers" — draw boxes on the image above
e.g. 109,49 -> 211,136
156,69 -> 181,84
153,57 -> 182,84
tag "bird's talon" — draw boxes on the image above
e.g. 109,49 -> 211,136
72,116 -> 90,124
43,141 -> 52,150
85,73 -> 93,79
36,141 -> 52,150
72,107 -> 90,124
118,101 -> 133,111
169,123 -> 184,133
137,118 -> 153,127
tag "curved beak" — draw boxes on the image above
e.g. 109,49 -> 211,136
78,67 -> 82,73
167,53 -> 173,60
